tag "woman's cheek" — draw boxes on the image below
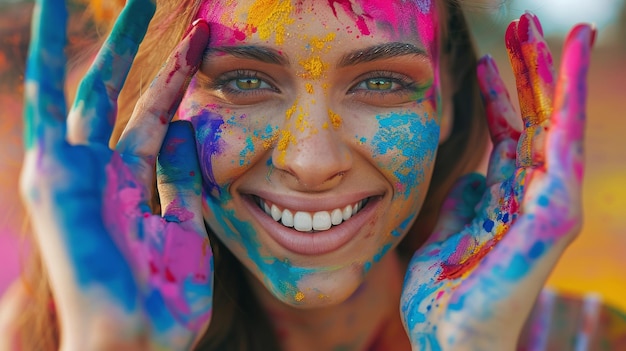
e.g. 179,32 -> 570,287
369,110 -> 440,197
179,97 -> 277,198
369,108 -> 440,235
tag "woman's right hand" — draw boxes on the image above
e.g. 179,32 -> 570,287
400,13 -> 594,350
20,0 -> 212,349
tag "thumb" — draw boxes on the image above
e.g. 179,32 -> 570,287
428,173 -> 486,244
157,120 -> 204,229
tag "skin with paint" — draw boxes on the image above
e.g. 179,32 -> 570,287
4,0 -> 601,350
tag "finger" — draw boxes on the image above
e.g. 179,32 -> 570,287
429,173 -> 486,244
505,19 -> 534,124
67,0 -> 156,145
156,121 -> 204,229
115,19 -> 210,186
506,20 -> 539,169
151,120 -> 212,341
518,13 -> 557,169
23,0 -> 68,150
518,13 -> 556,125
477,55 -> 521,186
546,24 -> 594,183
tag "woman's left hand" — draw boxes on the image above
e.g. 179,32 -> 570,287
400,13 -> 595,350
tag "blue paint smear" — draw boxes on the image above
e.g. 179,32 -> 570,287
144,289 -> 176,332
498,252 -> 531,281
482,219 -> 495,232
193,110 -> 225,196
371,112 -> 439,199
528,241 -> 546,259
538,195 -> 550,207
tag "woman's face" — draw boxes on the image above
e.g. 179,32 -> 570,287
179,0 -> 444,307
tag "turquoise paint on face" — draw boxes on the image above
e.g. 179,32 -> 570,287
239,135 -> 256,166
204,192 -> 322,300
371,111 -> 439,199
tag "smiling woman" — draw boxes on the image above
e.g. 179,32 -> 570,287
0,0 -> 605,350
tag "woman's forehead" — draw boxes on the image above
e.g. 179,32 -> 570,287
196,0 -> 439,51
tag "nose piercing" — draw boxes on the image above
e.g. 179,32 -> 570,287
266,163 -> 274,183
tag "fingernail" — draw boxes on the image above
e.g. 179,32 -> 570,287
478,54 -> 499,75
527,11 -> 544,37
183,18 -> 208,38
517,13 -> 537,43
505,20 -> 519,50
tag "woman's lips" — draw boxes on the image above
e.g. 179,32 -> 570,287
241,194 -> 382,256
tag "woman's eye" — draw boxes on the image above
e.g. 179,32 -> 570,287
363,78 -> 396,91
234,78 -> 261,90
227,77 -> 272,91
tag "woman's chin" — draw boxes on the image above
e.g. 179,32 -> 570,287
262,265 -> 368,309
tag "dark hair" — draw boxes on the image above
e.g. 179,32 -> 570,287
15,0 -> 488,349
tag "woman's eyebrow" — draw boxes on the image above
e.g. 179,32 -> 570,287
204,45 -> 289,65
338,42 -> 427,67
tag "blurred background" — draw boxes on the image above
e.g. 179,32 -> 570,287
0,0 -> 625,312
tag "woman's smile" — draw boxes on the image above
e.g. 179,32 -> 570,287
238,188 -> 385,255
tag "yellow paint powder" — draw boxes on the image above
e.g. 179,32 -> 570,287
295,106 -> 312,132
294,291 -> 305,302
322,122 -> 329,129
276,129 -> 296,165
245,0 -> 294,44
262,132 -> 279,150
285,102 -> 298,120
309,33 -> 336,53
305,83 -> 314,94
299,56 -> 326,80
328,109 -> 342,129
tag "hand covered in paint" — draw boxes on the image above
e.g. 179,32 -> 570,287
400,13 -> 595,350
20,0 -> 212,349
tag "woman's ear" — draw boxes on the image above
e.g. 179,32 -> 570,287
439,53 -> 454,144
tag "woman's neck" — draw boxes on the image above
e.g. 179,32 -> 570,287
247,252 -> 411,351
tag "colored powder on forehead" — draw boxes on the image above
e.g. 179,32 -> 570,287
299,56 -> 327,80
330,0 -> 437,57
328,0 -> 372,36
245,0 -> 294,44
309,33 -> 336,53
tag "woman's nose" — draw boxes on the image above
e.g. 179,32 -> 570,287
272,99 -> 352,191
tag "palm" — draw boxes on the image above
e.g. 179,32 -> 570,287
401,14 -> 593,350
21,0 -> 212,348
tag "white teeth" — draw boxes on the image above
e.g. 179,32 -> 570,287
331,209 -> 343,225
313,211 -> 332,231
342,205 -> 352,220
259,198 -> 367,233
281,209 -> 294,227
271,204 -> 282,221
294,212 -> 313,232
